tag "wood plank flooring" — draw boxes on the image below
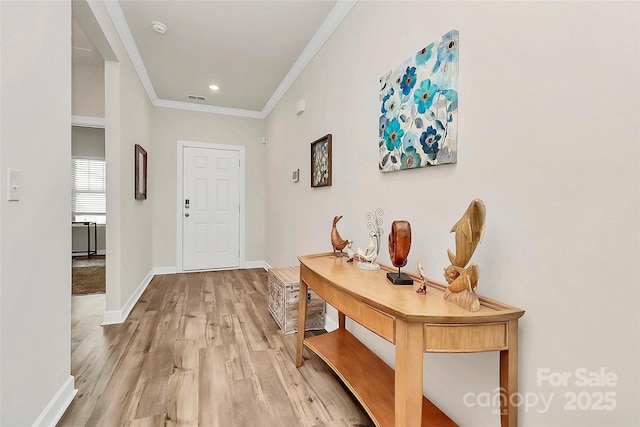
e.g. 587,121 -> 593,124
59,269 -> 373,427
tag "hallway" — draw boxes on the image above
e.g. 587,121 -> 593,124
60,269 -> 372,426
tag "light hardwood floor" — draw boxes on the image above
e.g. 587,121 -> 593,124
59,269 -> 373,427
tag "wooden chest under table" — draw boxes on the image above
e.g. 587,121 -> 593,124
267,266 -> 325,334
295,253 -> 525,427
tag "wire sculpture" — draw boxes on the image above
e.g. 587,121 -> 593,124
366,208 -> 384,255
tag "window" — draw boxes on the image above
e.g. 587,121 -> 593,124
72,158 -> 106,224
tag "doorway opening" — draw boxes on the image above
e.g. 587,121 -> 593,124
71,126 -> 106,295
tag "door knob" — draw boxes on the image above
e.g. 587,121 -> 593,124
185,213 -> 190,217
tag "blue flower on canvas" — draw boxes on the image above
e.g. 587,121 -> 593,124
402,131 -> 420,151
420,126 -> 441,155
379,115 -> 388,139
431,70 -> 454,91
401,146 -> 421,169
400,66 -> 417,96
433,30 -> 458,72
415,43 -> 434,66
384,119 -> 404,151
383,91 -> 402,120
381,91 -> 391,113
437,30 -> 459,64
413,79 -> 439,114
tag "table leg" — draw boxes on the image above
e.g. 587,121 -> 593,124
500,319 -> 519,427
86,222 -> 91,257
395,319 -> 423,427
295,279 -> 309,367
93,222 -> 97,257
338,311 -> 345,329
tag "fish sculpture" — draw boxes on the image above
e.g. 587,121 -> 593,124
331,215 -> 350,257
447,199 -> 486,267
444,199 -> 486,312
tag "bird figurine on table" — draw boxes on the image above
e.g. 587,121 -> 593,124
345,241 -> 356,262
416,262 -> 428,294
356,231 -> 380,269
331,215 -> 350,257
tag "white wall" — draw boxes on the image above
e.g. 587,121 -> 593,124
151,107 -> 266,269
265,2 -> 639,426
72,61 -> 105,118
80,0 -> 153,314
0,1 -> 73,425
72,126 -> 105,158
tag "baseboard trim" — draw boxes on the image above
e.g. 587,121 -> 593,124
241,260 -> 269,270
153,266 -> 177,275
31,375 -> 77,427
101,268 -> 154,326
325,314 -> 338,332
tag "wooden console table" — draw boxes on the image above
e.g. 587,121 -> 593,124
295,253 -> 525,427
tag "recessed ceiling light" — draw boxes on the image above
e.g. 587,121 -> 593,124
151,21 -> 168,34
209,85 -> 220,91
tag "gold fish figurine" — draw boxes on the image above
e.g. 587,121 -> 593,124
447,199 -> 486,268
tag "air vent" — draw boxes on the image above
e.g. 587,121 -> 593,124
187,95 -> 206,101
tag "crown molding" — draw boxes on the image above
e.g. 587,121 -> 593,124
261,0 -> 358,118
103,0 -> 159,104
103,0 -> 357,119
154,99 -> 264,119
71,115 -> 106,128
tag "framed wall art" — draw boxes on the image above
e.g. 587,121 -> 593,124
310,134 -> 332,188
379,29 -> 459,172
134,144 -> 147,200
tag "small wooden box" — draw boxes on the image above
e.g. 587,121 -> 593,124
268,266 -> 325,334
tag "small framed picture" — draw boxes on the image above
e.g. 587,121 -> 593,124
310,134 -> 332,188
134,144 -> 147,200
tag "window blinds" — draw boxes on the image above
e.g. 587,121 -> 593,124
72,158 -> 106,223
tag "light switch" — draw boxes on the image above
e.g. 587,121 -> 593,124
8,169 -> 20,201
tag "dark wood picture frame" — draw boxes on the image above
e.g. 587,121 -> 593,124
310,134 -> 332,188
134,144 -> 147,200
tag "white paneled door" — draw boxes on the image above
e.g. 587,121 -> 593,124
182,146 -> 240,270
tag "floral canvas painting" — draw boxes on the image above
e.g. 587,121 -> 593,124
379,29 -> 459,172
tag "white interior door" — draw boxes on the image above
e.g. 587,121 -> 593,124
182,146 -> 240,270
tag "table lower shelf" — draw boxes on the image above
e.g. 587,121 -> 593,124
303,328 -> 457,427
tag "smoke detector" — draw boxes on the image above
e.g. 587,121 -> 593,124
151,21 -> 168,34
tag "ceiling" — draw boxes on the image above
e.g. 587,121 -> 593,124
72,1 -> 356,119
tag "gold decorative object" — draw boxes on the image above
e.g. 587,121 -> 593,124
331,215 -> 350,257
443,199 -> 486,312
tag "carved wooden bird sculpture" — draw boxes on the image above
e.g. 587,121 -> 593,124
331,215 -> 350,256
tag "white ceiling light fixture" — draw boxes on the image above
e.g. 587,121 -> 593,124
209,84 -> 220,91
151,21 -> 168,34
